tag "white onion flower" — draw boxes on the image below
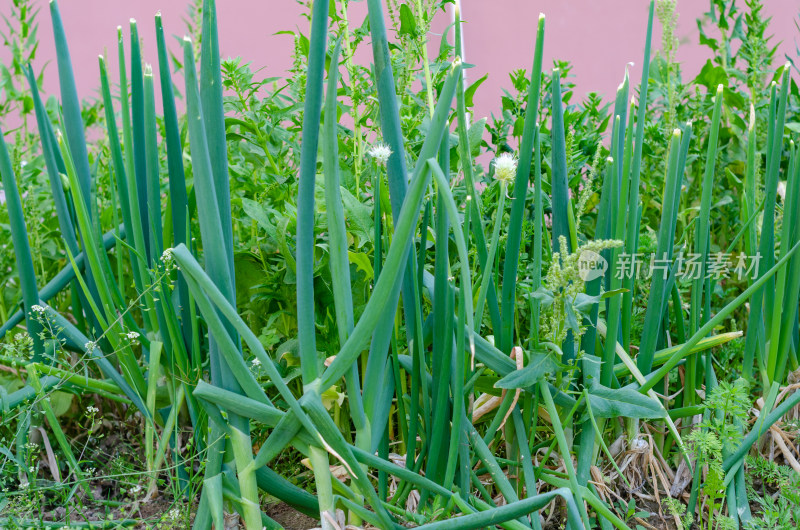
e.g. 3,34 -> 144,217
368,142 -> 392,165
493,152 -> 518,183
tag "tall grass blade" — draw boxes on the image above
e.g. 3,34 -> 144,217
637,128 -> 686,373
143,66 -> 164,260
363,3 -> 425,448
129,19 -> 151,260
322,39 -> 364,432
295,0 -> 328,384
641,239 -> 800,393
0,129 -> 44,360
549,67 -> 573,366
49,0 -> 92,213
25,65 -> 78,255
98,56 -> 149,312
621,0 -> 655,350
499,13 -> 545,353
199,0 -> 235,285
361,59 -> 463,453
155,13 -> 192,349
183,36 -> 250,529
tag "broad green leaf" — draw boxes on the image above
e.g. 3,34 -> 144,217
398,4 -> 416,37
494,350 -> 558,389
467,117 -> 486,158
321,385 -> 344,410
234,252 -> 263,307
530,286 -> 554,307
694,59 -> 728,89
50,391 -> 73,417
573,293 -> 602,312
348,251 -> 374,281
241,198 -> 278,243
465,74 -> 487,108
340,186 -> 373,246
586,385 -> 662,419
564,303 -> 581,337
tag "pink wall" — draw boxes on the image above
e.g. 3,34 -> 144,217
2,1 -> 798,128
456,0 -> 798,120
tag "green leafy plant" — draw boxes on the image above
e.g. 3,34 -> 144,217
0,0 -> 799,528
744,456 -> 800,529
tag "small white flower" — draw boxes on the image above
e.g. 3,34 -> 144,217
493,152 -> 518,183
161,248 -> 174,262
84,341 -> 96,352
251,358 -> 261,367
30,305 -> 45,313
131,484 -> 142,494
86,405 -> 99,415
126,331 -> 140,341
777,180 -> 787,202
168,508 -> 180,520
368,142 -> 392,165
